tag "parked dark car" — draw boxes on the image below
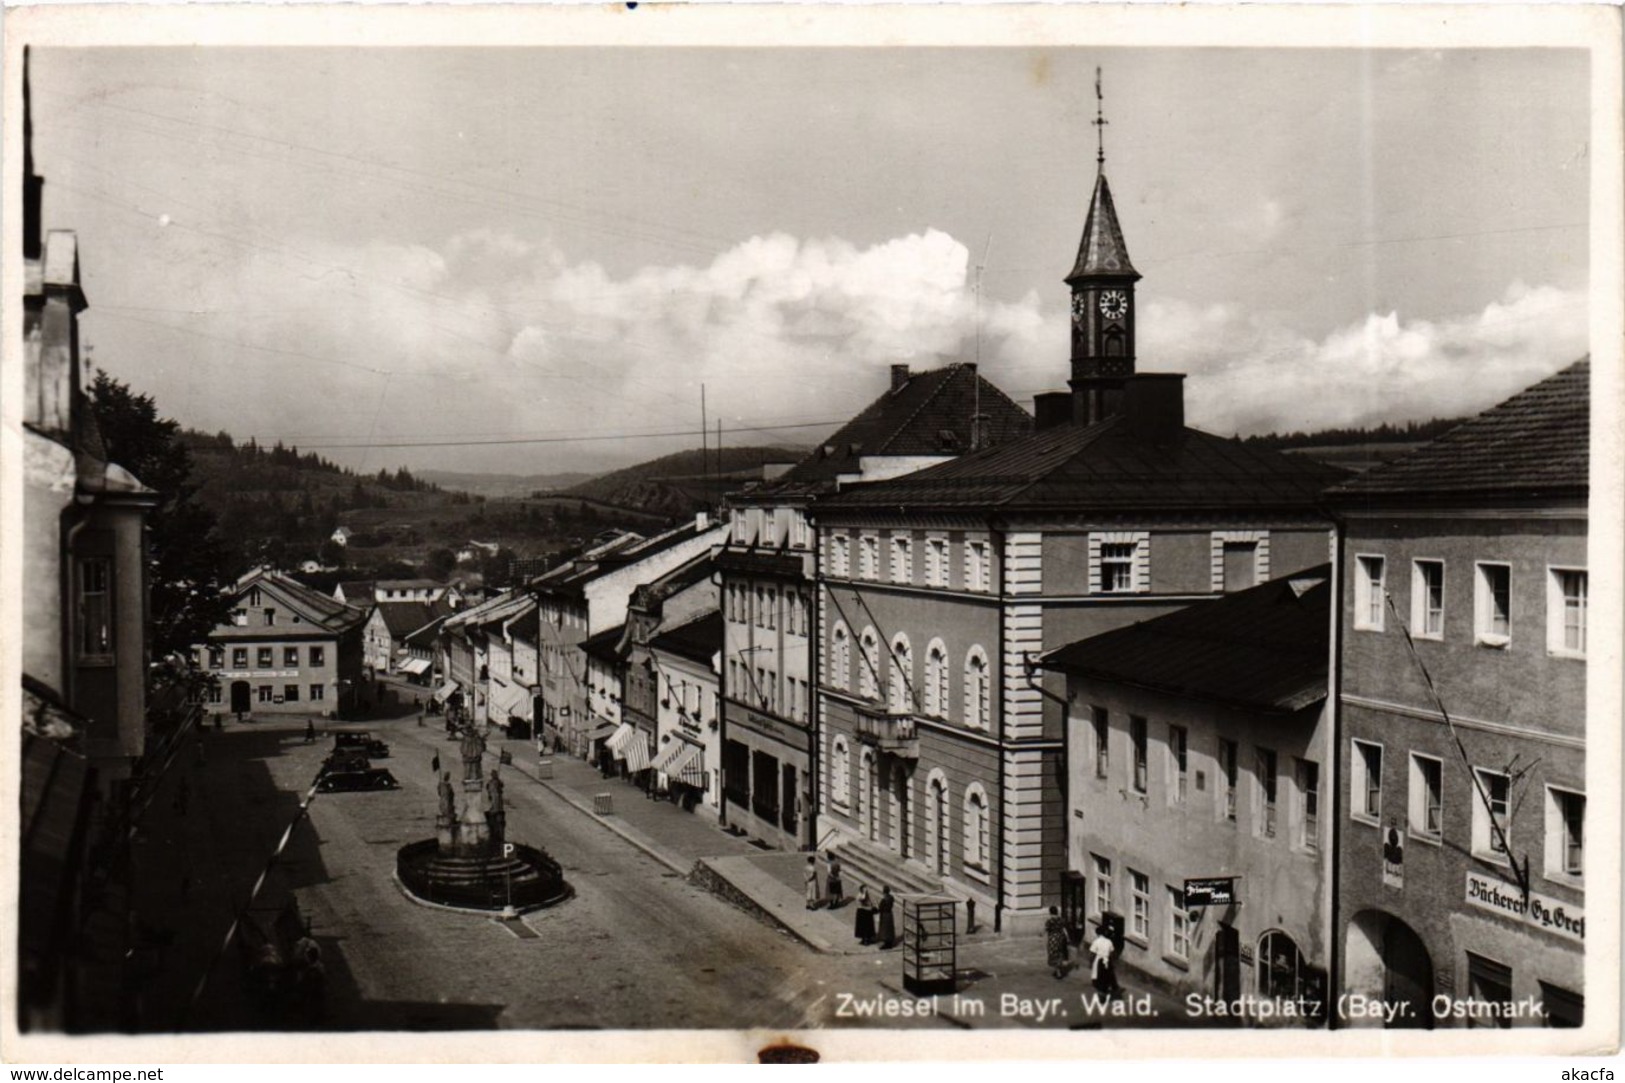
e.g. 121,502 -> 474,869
320,750 -> 371,776
333,731 -> 389,759
316,767 -> 400,793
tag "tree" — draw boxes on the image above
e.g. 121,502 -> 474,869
425,547 -> 458,579
87,372 -> 236,696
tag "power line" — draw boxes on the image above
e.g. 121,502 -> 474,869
290,418 -> 845,451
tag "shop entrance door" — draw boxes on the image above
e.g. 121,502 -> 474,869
1215,923 -> 1242,1001
230,680 -> 251,714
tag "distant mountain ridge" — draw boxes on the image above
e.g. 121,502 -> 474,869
417,469 -> 596,498
566,445 -> 804,518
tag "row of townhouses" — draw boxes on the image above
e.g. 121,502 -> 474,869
65,69 -> 1587,1032
409,154 -> 1588,1028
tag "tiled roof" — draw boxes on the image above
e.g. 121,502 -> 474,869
1330,359 -> 1589,502
375,601 -> 436,639
1067,171 -> 1140,282
336,580 -> 376,603
530,520 -> 720,598
580,623 -> 627,663
743,363 -> 1032,495
816,415 -> 1346,513
1042,566 -> 1332,713
443,590 -> 534,632
377,578 -> 442,591
649,610 -> 723,666
230,569 -> 368,633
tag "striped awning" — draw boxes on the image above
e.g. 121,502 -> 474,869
398,658 -> 431,676
650,738 -> 687,772
606,723 -> 636,756
670,742 -> 706,788
616,729 -> 652,773
588,719 -> 619,741
431,680 -> 460,704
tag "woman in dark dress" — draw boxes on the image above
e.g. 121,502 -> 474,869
1045,906 -> 1070,978
877,887 -> 897,949
854,887 -> 876,945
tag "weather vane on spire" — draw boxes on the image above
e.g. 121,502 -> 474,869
1093,66 -> 1108,169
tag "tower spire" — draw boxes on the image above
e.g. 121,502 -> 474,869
1092,66 -> 1107,170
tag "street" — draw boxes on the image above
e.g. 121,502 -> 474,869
137,691 -> 910,1032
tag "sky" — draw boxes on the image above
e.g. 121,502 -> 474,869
28,45 -> 1590,475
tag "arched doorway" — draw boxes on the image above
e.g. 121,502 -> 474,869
230,680 -> 251,715
926,774 -> 949,875
1345,910 -> 1435,1028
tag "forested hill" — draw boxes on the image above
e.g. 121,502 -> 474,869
180,430 -> 458,567
1239,416 -> 1464,451
565,445 -> 805,519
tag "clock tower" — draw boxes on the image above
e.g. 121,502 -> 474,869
1067,73 -> 1140,426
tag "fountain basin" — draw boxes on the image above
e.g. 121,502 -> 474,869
396,838 -> 568,913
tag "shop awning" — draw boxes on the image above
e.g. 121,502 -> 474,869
398,658 -> 431,676
431,680 -> 459,704
606,723 -> 636,755
490,681 -> 531,722
588,719 -> 619,741
669,742 -> 706,789
650,738 -> 687,773
623,734 -> 651,773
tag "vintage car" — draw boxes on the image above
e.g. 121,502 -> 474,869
332,731 -> 389,759
319,749 -> 371,776
315,767 -> 401,793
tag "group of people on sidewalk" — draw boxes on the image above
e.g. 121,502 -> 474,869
801,854 -> 898,950
1044,906 -> 1123,995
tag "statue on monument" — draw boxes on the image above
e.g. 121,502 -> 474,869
437,771 -> 457,821
484,768 -> 507,851
460,725 -> 486,788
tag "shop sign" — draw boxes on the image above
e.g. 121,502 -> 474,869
1464,872 -> 1584,944
1183,877 -> 1237,908
727,702 -> 810,749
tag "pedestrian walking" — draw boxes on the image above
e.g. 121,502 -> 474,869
1045,906 -> 1070,979
304,719 -> 316,744
1089,925 -> 1121,996
877,886 -> 897,949
826,855 -> 845,909
432,751 -> 441,776
804,855 -> 821,910
854,887 -> 876,945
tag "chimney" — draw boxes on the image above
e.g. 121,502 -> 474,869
1033,391 -> 1073,431
1121,373 -> 1186,444
968,413 -> 991,451
890,364 -> 911,391
695,511 -> 711,531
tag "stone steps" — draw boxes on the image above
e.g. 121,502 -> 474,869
829,836 -> 943,898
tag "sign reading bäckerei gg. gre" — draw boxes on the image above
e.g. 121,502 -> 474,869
1464,872 -> 1584,943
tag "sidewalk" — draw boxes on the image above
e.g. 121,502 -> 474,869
449,729 -> 1237,1030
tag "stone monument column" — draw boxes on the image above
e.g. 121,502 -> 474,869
459,726 -> 486,793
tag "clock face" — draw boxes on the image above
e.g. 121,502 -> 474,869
1099,290 -> 1129,321
1070,293 -> 1089,323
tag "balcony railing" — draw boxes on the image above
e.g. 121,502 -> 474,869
853,703 -> 919,757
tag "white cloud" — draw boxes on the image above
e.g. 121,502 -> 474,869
1166,281 -> 1588,436
160,223 -> 1587,467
